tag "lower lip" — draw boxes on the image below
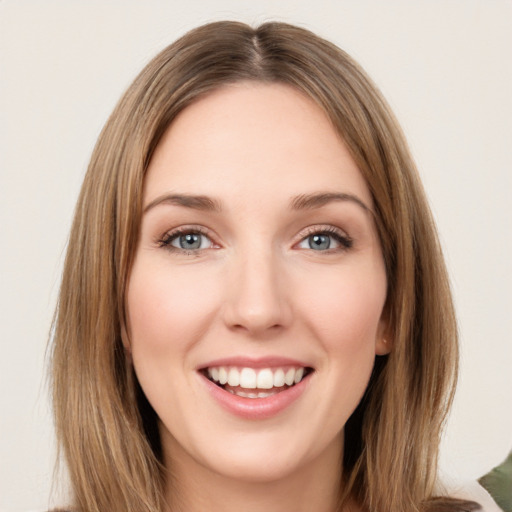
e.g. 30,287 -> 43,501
200,373 -> 311,420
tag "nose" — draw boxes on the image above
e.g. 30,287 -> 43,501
222,248 -> 292,336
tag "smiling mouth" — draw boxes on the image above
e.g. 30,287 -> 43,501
202,366 -> 314,399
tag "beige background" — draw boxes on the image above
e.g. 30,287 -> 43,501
1,1 -> 511,510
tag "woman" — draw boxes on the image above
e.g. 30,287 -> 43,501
51,21 -> 491,512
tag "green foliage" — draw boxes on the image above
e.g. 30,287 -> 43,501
479,450 -> 512,512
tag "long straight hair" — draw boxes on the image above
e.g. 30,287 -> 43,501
51,21 -> 479,512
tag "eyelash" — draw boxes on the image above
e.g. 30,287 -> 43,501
156,225 -> 353,255
298,226 -> 353,252
157,226 -> 214,255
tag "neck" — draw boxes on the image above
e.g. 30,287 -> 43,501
162,433 -> 358,512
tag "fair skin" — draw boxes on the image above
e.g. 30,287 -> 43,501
125,82 -> 389,512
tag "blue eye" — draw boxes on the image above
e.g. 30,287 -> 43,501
307,234 -> 332,250
171,233 -> 207,250
159,229 -> 214,252
297,229 -> 352,252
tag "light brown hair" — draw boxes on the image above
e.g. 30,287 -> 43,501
51,21 -> 479,512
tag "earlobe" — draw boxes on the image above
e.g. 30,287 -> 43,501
375,337 -> 392,355
375,314 -> 393,355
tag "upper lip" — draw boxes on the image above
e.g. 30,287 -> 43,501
197,356 -> 313,371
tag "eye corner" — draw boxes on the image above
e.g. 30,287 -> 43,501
293,225 -> 353,253
156,225 -> 220,254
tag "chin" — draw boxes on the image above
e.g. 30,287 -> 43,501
161,418 -> 344,486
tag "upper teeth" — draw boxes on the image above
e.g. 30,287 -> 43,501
207,366 -> 305,389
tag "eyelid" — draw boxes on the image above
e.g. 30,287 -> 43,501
293,224 -> 353,251
154,223 -> 352,254
156,225 -> 220,252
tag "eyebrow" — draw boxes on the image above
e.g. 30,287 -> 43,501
143,191 -> 372,215
290,192 -> 372,214
143,193 -> 222,213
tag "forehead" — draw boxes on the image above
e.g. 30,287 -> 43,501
144,82 -> 372,209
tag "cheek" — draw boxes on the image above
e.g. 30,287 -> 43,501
279,261 -> 387,446
125,258 -> 221,360
296,261 -> 387,353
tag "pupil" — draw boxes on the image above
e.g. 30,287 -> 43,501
180,233 -> 201,249
310,234 -> 330,250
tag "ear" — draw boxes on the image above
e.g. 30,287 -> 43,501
375,336 -> 392,355
120,321 -> 132,357
375,311 -> 393,356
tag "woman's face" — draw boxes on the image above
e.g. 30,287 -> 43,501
125,83 -> 389,484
